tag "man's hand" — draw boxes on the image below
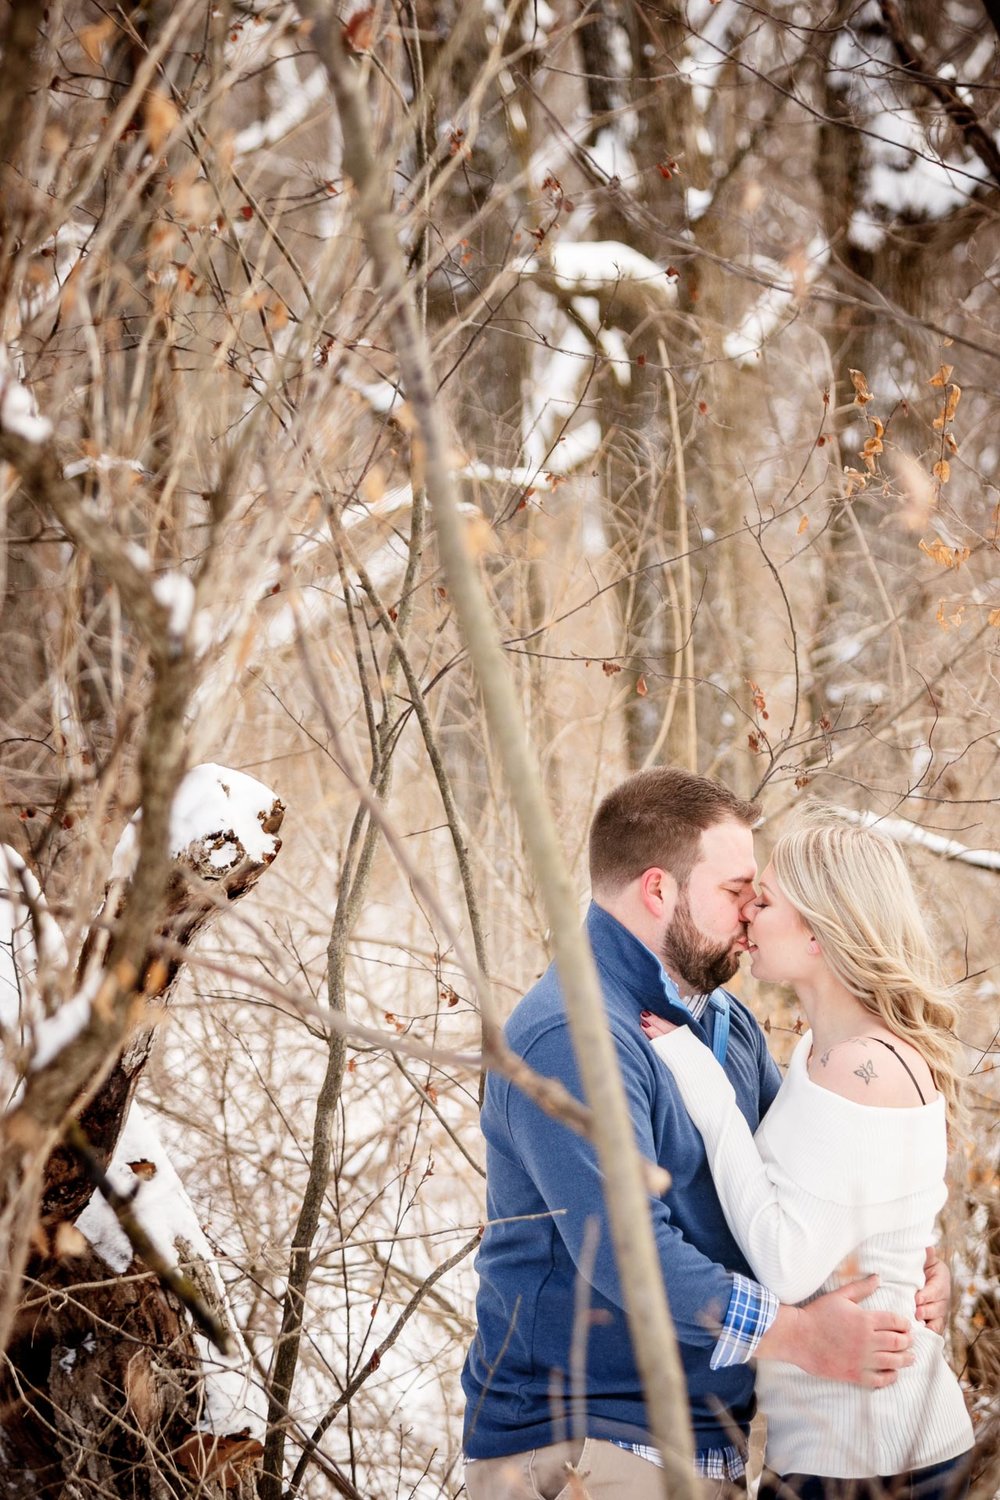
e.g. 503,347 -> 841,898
915,1246 -> 950,1335
755,1275 -> 914,1389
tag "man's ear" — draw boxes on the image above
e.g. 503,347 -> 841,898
638,867 -> 678,921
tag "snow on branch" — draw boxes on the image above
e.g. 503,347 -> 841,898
840,807 -> 1000,873
0,845 -> 70,1097
0,351 -> 52,444
530,239 -> 678,301
233,58 -> 329,157
724,238 -> 829,365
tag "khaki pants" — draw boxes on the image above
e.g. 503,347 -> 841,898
463,1439 -> 741,1500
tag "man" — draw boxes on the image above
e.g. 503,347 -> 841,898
462,768 -> 946,1498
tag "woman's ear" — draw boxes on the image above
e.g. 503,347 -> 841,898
807,934 -> 821,954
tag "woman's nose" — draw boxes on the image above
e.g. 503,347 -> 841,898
739,895 -> 757,923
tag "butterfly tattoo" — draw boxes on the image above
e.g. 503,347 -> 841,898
853,1059 -> 878,1086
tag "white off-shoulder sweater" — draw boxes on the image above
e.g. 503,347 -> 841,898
652,1028 -> 973,1479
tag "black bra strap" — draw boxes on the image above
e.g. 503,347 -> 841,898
866,1036 -> 928,1104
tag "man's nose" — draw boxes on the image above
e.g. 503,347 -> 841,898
739,895 -> 756,922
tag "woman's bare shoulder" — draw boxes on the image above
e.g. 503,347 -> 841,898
808,1034 -> 935,1107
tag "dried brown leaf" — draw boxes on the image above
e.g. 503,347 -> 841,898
935,599 -> 964,630
79,17 -> 115,64
53,1221 -> 88,1258
919,536 -> 968,568
144,89 -> 180,152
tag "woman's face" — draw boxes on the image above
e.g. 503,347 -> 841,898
741,864 -> 815,985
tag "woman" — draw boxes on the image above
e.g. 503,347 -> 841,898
642,813 -> 974,1500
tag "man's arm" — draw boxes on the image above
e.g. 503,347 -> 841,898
506,1025 -> 739,1347
756,1274 -> 914,1389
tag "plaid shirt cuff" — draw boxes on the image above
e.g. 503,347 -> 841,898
709,1272 -> 779,1369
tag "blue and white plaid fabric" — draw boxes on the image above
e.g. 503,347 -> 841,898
610,1439 -> 748,1480
711,1271 -> 779,1369
611,1274 -> 775,1480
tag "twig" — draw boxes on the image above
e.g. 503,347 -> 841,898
284,1231 -> 481,1499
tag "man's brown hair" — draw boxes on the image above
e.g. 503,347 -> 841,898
588,767 -> 761,894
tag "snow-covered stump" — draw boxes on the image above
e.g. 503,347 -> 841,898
0,765 -> 283,1499
44,764 -> 285,1228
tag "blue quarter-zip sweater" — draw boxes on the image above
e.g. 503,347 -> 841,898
462,902 -> 781,1458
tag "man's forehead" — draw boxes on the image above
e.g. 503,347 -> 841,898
696,819 -> 757,878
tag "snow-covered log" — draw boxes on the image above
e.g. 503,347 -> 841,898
0,764 -> 283,1499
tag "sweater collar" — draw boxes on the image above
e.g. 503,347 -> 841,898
585,901 -> 732,1063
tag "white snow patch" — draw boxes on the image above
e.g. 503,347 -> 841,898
0,375 -> 52,443
110,820 -> 139,882
64,454 -> 147,481
340,370 -> 405,416
75,1101 -> 267,1436
842,808 -> 1000,872
548,419 -> 602,472
458,422 -> 601,491
678,0 -> 737,111
169,763 -> 280,865
724,238 -> 829,365
233,59 -> 328,156
152,570 -> 196,639
0,846 -> 66,1035
570,298 -> 632,385
588,128 -> 637,183
30,977 -> 96,1071
110,764 -> 280,883
537,240 -> 676,296
686,187 -> 714,221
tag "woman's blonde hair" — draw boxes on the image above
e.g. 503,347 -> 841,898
771,810 -> 964,1125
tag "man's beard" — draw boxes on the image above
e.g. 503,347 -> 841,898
660,890 -> 741,996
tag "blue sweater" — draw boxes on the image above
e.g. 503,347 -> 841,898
462,902 -> 781,1458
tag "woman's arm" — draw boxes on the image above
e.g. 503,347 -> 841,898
648,1027 -> 881,1304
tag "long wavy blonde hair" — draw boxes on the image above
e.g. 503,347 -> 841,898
771,811 -> 964,1125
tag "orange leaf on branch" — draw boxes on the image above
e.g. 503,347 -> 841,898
919,536 -> 968,568
342,7 -> 376,51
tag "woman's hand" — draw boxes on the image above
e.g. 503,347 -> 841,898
640,1010 -> 678,1040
